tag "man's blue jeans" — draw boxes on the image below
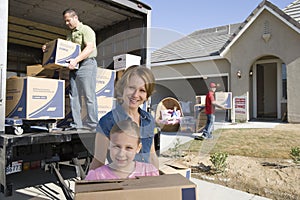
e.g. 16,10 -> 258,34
69,58 -> 98,129
203,114 -> 215,137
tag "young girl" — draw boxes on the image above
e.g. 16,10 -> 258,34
85,120 -> 159,180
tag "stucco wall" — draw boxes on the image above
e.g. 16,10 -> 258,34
152,59 -> 230,80
224,10 -> 300,122
287,58 -> 300,123
151,59 -> 230,103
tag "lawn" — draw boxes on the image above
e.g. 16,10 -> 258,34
180,128 -> 300,159
173,126 -> 300,200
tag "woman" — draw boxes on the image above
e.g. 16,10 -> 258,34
89,65 -> 159,170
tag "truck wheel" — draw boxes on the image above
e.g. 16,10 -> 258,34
14,127 -> 23,135
47,123 -> 54,133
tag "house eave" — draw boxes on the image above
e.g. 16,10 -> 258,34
151,55 -> 223,67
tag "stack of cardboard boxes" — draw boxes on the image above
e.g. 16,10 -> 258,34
5,38 -> 82,121
6,41 -> 143,129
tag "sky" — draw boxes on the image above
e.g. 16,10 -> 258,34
142,0 -> 295,50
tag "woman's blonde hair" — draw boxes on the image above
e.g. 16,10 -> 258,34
115,65 -> 155,103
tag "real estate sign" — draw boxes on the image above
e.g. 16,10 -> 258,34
233,94 -> 249,122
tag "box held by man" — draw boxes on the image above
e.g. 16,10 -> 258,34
43,39 -> 80,69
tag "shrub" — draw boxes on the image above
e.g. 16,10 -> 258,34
290,146 -> 300,164
210,152 -> 228,173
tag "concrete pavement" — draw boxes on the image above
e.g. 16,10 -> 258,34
191,177 -> 270,200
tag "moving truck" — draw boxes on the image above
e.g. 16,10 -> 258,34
0,0 -> 151,196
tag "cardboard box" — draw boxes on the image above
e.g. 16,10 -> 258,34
116,70 -> 125,82
195,95 -> 206,105
74,174 -> 197,200
215,92 -> 232,109
6,77 -> 65,120
159,159 -> 191,180
96,68 -> 115,97
26,64 -> 59,78
96,96 -> 115,119
42,39 -> 81,69
113,54 -> 141,71
180,116 -> 196,133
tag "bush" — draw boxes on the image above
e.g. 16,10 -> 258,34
210,152 -> 228,173
290,146 -> 300,164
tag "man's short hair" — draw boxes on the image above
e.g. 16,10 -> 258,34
62,8 -> 78,17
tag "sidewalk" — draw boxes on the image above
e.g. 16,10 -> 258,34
191,177 -> 270,200
159,121 -> 278,200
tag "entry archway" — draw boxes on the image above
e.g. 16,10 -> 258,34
251,58 -> 286,120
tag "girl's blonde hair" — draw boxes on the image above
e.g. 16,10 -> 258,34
110,120 -> 140,144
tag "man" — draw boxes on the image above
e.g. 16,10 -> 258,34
63,8 -> 98,131
200,82 -> 227,139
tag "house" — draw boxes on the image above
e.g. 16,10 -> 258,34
150,0 -> 300,123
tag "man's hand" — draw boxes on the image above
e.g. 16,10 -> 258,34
41,43 -> 48,52
67,59 -> 78,70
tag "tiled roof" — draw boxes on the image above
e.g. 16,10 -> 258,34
151,0 -> 300,64
283,0 -> 300,22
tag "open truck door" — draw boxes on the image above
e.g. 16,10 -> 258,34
0,0 -> 8,133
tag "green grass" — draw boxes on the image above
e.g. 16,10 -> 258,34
180,128 -> 300,159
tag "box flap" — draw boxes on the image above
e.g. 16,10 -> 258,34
76,182 -> 123,193
159,158 -> 189,169
166,162 -> 189,170
75,174 -> 195,194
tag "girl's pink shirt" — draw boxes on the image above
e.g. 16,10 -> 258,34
85,161 -> 159,180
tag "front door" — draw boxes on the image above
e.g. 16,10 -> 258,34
252,59 -> 283,120
256,63 -> 277,119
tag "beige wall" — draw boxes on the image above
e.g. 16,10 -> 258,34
287,58 -> 300,122
223,10 -> 300,122
151,59 -> 230,99
152,59 -> 230,80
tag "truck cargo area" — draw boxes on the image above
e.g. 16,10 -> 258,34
0,0 -> 151,197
